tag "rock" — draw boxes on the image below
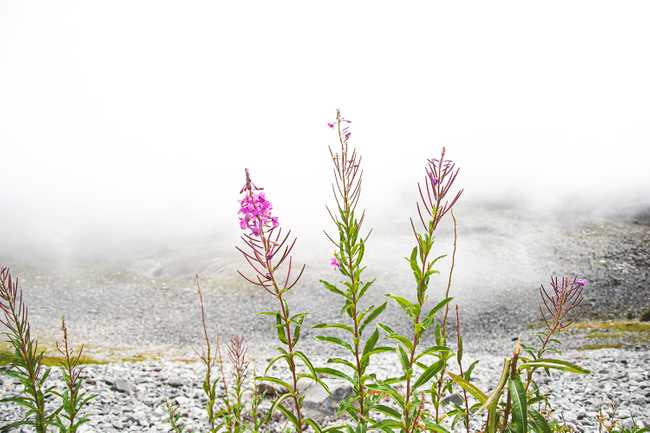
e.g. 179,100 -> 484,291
303,383 -> 353,416
257,382 -> 282,399
110,378 -> 132,394
167,377 -> 185,388
442,392 -> 465,407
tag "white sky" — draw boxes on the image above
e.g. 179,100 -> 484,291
1,1 -> 650,255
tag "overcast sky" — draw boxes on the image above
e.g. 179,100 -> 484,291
1,1 -> 649,257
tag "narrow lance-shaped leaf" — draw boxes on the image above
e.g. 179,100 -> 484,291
508,374 -> 527,433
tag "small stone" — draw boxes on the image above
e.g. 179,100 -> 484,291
442,393 -> 465,407
257,383 -> 282,399
167,377 -> 185,388
110,378 -> 132,394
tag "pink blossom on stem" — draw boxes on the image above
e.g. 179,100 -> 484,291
330,257 -> 340,270
238,189 -> 278,237
575,278 -> 589,287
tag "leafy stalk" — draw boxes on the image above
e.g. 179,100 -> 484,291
195,275 -> 224,433
432,210 -> 459,422
164,400 -> 186,433
374,148 -> 462,433
317,110 -> 385,432
226,336 -> 249,433
522,276 -> 586,393
54,317 -> 94,433
453,306 -> 471,433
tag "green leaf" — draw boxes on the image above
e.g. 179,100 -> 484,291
373,404 -> 401,419
397,345 -> 411,374
415,345 -> 450,360
315,336 -> 354,353
408,246 -> 420,279
256,376 -> 292,391
368,346 -> 394,355
386,294 -> 419,319
484,359 -> 512,433
509,374 -> 527,433
518,358 -> 590,374
378,324 -> 414,351
413,359 -> 444,389
362,329 -> 379,357
464,360 -> 479,381
529,410 -> 552,433
295,351 -> 330,394
314,323 -> 355,334
315,367 -> 353,384
305,418 -> 323,433
358,279 -> 375,301
371,419 -> 402,433
448,372 -> 488,403
360,302 -> 387,334
423,421 -> 451,433
422,297 -> 453,330
327,357 -> 355,370
321,280 -> 349,298
367,383 -> 405,409
275,314 -> 288,344
277,403 -> 300,431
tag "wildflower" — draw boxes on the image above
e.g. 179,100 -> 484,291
539,276 -> 585,330
416,147 -> 463,231
330,256 -> 340,270
575,278 -> 589,287
238,187 -> 278,237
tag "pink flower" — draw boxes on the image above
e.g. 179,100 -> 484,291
575,278 -> 589,287
330,257 -> 340,270
238,189 -> 279,237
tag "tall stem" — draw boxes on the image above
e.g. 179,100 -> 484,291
435,210 -> 458,422
455,306 -> 471,433
256,215 -> 304,431
404,216 -> 438,433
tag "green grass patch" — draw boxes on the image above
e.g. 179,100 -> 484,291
585,331 -> 625,339
578,343 -> 624,351
0,348 -> 108,367
572,320 -> 650,333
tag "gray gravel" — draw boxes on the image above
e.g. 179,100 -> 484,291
2,205 -> 648,351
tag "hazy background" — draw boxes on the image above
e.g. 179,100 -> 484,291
2,0 -> 650,264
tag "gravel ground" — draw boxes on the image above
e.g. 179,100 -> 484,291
2,205 -> 648,352
1,346 -> 649,432
1,206 -> 649,431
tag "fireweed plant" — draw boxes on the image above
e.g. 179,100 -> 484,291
236,169 -> 329,433
53,318 -> 94,433
366,148 -> 463,433
315,111 -> 388,433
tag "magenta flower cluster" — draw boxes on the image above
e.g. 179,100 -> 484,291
238,191 -> 279,237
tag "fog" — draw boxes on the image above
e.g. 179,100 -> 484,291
2,1 -> 650,264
